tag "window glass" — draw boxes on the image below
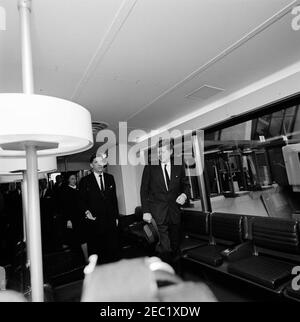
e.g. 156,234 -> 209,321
269,110 -> 284,138
204,104 -> 300,218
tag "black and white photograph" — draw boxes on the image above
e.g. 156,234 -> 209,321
0,0 -> 300,310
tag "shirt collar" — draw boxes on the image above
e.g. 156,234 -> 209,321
93,171 -> 104,177
161,161 -> 171,167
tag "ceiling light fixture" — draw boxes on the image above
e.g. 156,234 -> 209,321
0,0 -> 93,301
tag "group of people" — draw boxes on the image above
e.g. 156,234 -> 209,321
0,183 -> 23,265
38,155 -> 120,265
1,139 -> 190,270
79,139 -> 190,269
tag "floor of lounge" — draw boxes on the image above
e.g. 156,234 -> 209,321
52,258 -> 292,302
180,260 -> 289,302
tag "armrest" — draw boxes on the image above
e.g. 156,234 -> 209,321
221,241 -> 253,262
49,266 -> 85,287
0,266 -> 6,290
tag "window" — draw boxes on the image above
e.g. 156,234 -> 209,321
204,102 -> 300,218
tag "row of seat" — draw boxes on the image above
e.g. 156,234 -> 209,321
180,210 -> 300,301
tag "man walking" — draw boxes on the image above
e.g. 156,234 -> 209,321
79,154 -> 119,264
140,139 -> 190,266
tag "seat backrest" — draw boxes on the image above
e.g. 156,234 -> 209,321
128,220 -> 160,246
252,217 -> 300,254
118,214 -> 139,229
242,215 -> 256,240
182,210 -> 209,238
43,248 -> 85,279
211,213 -> 244,244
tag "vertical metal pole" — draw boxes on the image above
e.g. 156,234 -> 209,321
214,165 -> 221,194
192,130 -> 209,212
22,172 -> 30,266
18,0 -> 34,94
26,144 -> 44,302
64,158 -> 68,172
186,163 -> 194,200
21,177 -> 27,243
18,0 -> 43,302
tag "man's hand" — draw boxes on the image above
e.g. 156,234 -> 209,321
85,210 -> 96,221
176,193 -> 187,206
143,212 -> 152,223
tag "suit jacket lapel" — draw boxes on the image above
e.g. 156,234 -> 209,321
169,164 -> 177,190
103,173 -> 111,191
90,173 -> 103,196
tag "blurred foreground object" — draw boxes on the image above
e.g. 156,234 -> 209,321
0,290 -> 27,302
157,282 -> 217,302
81,256 -> 216,302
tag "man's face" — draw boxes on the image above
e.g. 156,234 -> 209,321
158,145 -> 172,163
90,156 -> 107,173
39,179 -> 47,190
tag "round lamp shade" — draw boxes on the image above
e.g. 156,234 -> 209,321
0,94 -> 93,157
0,174 -> 23,183
0,156 -> 57,174
0,172 -> 47,183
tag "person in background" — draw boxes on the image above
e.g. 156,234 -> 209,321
61,173 -> 88,261
52,174 -> 65,248
53,175 -> 63,192
140,139 -> 190,269
0,189 -> 6,264
79,153 -> 119,264
39,178 -> 56,252
4,183 -> 23,265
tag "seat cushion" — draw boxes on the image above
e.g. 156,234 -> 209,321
228,256 -> 294,289
53,280 -> 83,302
285,285 -> 300,300
180,237 -> 207,253
49,267 -> 84,287
186,245 -> 227,266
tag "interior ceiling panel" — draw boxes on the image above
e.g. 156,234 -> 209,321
1,0 -> 299,147
0,0 -> 124,97
76,72 -> 164,127
74,0 -> 297,129
0,0 -> 22,91
127,6 -> 300,130
185,85 -> 225,101
86,0 -> 294,87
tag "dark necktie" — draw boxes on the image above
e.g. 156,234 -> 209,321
164,164 -> 170,190
99,174 -> 105,191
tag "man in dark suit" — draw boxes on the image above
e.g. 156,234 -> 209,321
39,178 -> 56,252
140,139 -> 190,266
79,153 -> 119,264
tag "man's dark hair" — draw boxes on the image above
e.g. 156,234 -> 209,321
156,138 -> 174,152
89,154 -> 97,164
89,153 -> 108,168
